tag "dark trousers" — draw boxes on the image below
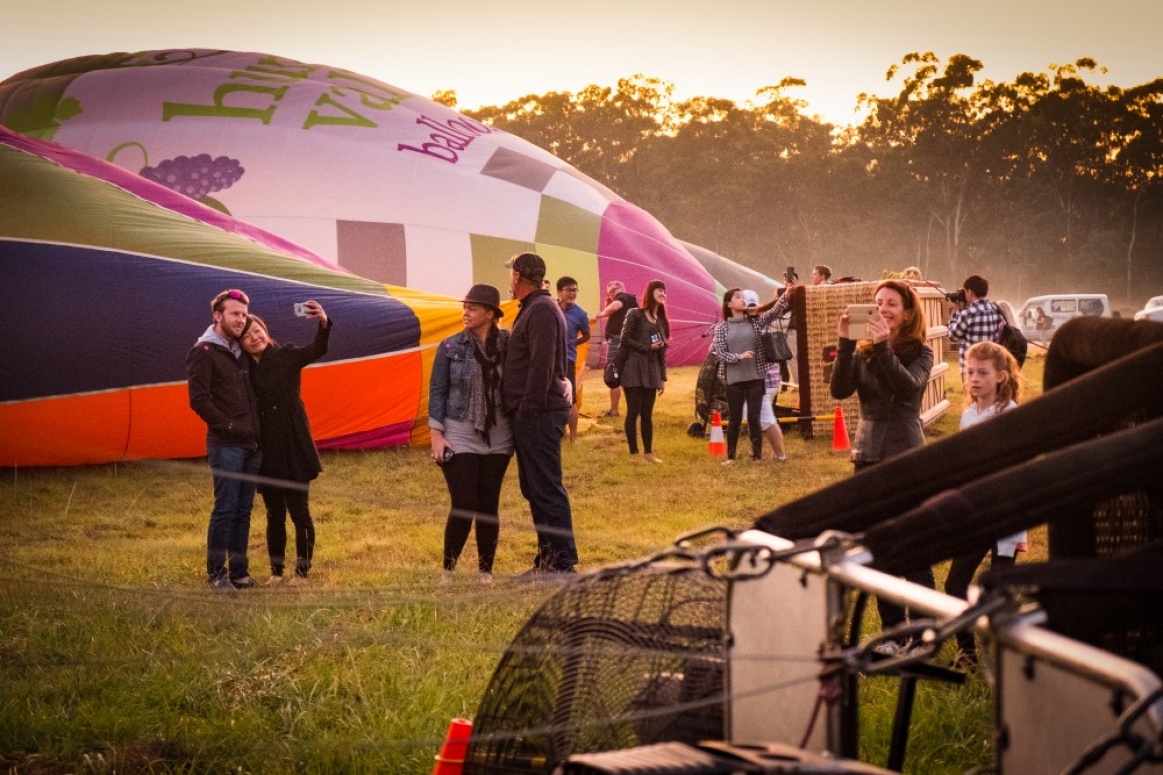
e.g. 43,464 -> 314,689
725,379 -> 765,460
852,459 -> 937,632
261,484 -> 315,578
512,409 -> 578,571
946,546 -> 1016,659
206,445 -> 261,582
623,386 -> 657,454
440,452 -> 511,573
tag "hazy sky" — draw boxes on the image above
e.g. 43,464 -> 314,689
2,0 -> 1159,126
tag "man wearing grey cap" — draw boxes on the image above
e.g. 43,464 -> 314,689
502,252 -> 579,576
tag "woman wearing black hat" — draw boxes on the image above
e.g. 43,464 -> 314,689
429,284 -> 513,585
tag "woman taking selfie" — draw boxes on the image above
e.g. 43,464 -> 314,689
428,284 -> 513,585
618,279 -> 669,463
830,279 -> 934,644
710,285 -> 793,465
240,301 -> 332,587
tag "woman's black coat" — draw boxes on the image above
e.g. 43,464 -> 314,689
250,321 -> 331,484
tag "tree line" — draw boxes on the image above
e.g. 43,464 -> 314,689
438,53 -> 1163,310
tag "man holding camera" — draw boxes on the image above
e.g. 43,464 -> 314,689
947,274 -> 1004,379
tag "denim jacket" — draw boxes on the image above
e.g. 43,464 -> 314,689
428,328 -> 508,431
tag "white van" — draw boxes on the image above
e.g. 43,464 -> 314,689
1017,294 -> 1111,345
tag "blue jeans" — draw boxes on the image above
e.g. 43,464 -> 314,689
512,409 -> 578,571
207,445 -> 261,582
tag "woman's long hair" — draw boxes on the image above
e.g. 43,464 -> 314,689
885,280 -> 927,346
857,280 -> 925,359
721,287 -> 741,321
642,279 -> 670,338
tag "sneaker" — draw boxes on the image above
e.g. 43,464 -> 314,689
265,575 -> 284,587
231,576 -> 258,590
286,575 -> 309,588
538,569 -> 578,585
439,570 -> 454,586
643,453 -> 663,464
209,577 -> 234,592
721,459 -> 736,467
478,572 -> 494,586
775,456 -> 788,463
516,567 -> 578,583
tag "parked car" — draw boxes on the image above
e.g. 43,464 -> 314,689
1134,295 -> 1163,321
1017,293 -> 1111,345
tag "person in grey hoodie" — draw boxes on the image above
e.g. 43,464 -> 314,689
186,288 -> 261,590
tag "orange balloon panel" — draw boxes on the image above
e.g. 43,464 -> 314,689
0,392 -> 132,467
303,351 -> 423,449
0,351 -> 423,467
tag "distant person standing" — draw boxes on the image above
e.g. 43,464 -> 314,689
811,265 -> 833,285
556,276 -> 590,444
618,280 -> 669,463
594,280 -> 638,418
186,289 -> 261,591
240,301 -> 332,587
429,284 -> 513,586
947,274 -> 1004,379
745,288 -> 793,462
710,287 -> 788,464
502,252 -> 579,577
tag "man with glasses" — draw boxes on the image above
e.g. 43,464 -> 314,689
556,276 -> 590,444
186,289 -> 262,590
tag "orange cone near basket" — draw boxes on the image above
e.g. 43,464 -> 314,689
708,411 -> 726,457
832,406 -> 851,453
432,717 -> 473,775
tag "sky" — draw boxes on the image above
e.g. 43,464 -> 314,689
2,0 -> 1160,127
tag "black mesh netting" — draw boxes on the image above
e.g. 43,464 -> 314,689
465,565 -> 729,774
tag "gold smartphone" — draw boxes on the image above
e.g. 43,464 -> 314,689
846,304 -> 878,340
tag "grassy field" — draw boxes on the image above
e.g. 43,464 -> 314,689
0,354 -> 1047,773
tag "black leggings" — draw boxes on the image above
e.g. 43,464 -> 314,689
623,386 -> 658,454
946,546 -> 1016,659
725,379 -> 765,460
262,485 -> 315,577
852,459 -> 937,631
441,452 -> 511,573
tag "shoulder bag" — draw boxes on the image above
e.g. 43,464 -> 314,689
760,318 -> 794,362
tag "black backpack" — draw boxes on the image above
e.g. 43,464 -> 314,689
994,305 -> 1028,368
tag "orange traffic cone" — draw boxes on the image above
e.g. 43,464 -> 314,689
432,717 -> 473,774
708,411 -> 726,457
832,406 -> 851,453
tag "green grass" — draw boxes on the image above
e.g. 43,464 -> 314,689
0,355 -> 1046,773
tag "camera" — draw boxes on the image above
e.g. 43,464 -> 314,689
784,265 -> 797,282
293,302 -> 309,317
945,289 -> 967,305
434,447 -> 454,466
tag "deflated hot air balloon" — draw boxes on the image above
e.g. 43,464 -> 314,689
0,49 -> 720,364
0,125 -> 483,467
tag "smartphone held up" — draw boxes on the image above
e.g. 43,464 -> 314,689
293,302 -> 308,317
846,304 -> 878,340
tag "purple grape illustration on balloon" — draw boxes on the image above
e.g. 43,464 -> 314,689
139,153 -> 244,214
